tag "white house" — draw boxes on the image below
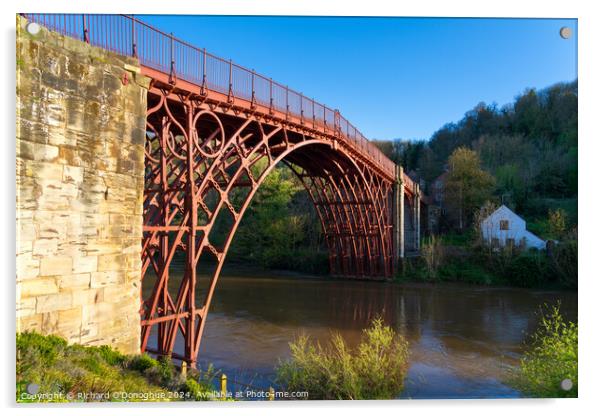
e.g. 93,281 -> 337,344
480,205 -> 546,250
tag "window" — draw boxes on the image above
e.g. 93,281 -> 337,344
499,220 -> 509,230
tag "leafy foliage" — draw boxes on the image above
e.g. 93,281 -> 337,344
374,80 -> 577,229
444,148 -> 495,229
276,318 -> 410,399
422,235 -> 445,279
512,304 -> 578,398
16,332 -> 216,402
227,162 -> 329,274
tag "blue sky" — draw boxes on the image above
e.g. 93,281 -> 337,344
138,15 -> 577,141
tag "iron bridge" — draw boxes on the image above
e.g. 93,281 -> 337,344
23,14 -> 425,368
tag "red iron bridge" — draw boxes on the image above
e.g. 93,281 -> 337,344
23,14 -> 426,368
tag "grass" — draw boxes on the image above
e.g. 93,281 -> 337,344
511,304 -> 578,398
16,332 -> 218,402
275,318 -> 410,400
438,256 -> 500,285
440,230 -> 475,247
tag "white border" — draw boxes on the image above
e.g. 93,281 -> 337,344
3,1 -> 601,415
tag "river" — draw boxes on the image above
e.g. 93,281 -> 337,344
150,267 -> 577,399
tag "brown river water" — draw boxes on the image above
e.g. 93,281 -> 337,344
148,267 -> 577,399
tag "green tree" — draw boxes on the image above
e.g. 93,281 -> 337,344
548,208 -> 567,239
444,148 -> 495,230
228,162 -> 328,273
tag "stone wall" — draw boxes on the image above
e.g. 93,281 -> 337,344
16,16 -> 149,353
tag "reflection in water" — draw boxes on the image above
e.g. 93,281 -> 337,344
146,268 -> 577,399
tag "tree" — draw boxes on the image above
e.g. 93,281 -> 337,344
444,148 -> 495,230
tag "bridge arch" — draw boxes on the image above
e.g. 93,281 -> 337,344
140,85 -> 394,366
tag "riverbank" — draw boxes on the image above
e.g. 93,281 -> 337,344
16,332 -> 218,403
395,234 -> 577,290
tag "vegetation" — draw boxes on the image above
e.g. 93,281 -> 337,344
16,332 -> 219,402
224,162 -> 329,275
512,304 -> 578,398
275,318 -> 410,399
397,205 -> 577,288
444,148 -> 495,230
375,80 -> 577,231
422,235 -> 445,279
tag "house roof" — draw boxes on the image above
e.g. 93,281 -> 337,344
482,205 -> 524,224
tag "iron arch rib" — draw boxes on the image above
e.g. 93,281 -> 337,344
141,86 -> 396,367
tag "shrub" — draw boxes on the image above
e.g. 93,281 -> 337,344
513,304 -> 577,397
16,331 -> 216,402
550,229 -> 578,288
395,257 -> 428,281
422,235 -> 444,279
276,318 -> 410,399
547,208 -> 568,239
503,251 -> 551,287
126,353 -> 158,373
438,256 -> 497,285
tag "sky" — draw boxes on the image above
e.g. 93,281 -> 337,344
137,15 -> 577,141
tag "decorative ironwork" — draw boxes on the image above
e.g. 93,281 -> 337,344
140,83 -> 395,366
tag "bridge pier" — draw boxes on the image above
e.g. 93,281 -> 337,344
414,182 -> 421,252
16,16 -> 148,354
393,166 -> 422,271
393,165 -> 405,267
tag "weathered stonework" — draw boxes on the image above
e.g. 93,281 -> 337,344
16,16 -> 149,354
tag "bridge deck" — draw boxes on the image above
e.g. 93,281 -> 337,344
22,13 -> 420,193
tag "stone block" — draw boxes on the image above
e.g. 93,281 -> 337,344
32,238 -> 58,256
71,255 -> 98,274
97,253 -> 126,272
39,256 -> 73,276
63,165 -> 84,184
58,273 -> 91,290
17,297 -> 37,318
90,271 -> 124,288
18,277 -> 58,298
16,251 -> 40,281
71,288 -> 104,307
36,292 -> 72,313
17,314 -> 43,333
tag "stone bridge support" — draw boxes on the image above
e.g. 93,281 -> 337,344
393,166 -> 421,266
16,16 -> 148,353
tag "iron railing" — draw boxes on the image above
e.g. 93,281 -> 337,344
21,13 -> 397,177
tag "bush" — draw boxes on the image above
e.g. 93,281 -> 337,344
276,318 -> 410,399
126,353 -> 158,372
395,257 -> 428,281
470,245 -> 554,288
422,235 -> 444,279
513,304 -> 578,397
550,230 -> 578,288
438,256 -> 498,285
547,208 -> 567,239
16,331 -> 216,402
503,251 -> 551,287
